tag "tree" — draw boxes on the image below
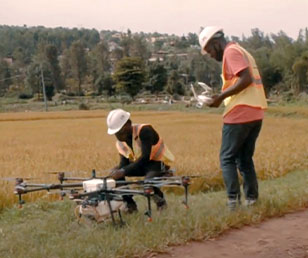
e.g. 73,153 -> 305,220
89,41 -> 112,94
45,44 -> 64,92
189,53 -> 221,89
292,51 -> 308,93
130,34 -> 151,60
59,49 -> 71,81
166,70 -> 185,95
95,73 -> 114,96
154,40 -> 164,52
0,60 -> 12,96
187,33 -> 198,46
112,57 -> 146,99
174,36 -> 190,49
25,61 -> 54,100
69,41 -> 87,95
148,61 -> 167,94
120,30 -> 133,57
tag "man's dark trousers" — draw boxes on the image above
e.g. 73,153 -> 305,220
220,120 -> 262,201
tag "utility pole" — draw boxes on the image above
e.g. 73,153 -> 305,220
40,64 -> 48,112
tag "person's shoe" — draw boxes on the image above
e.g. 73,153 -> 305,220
125,202 -> 138,214
245,199 -> 257,207
227,199 -> 240,211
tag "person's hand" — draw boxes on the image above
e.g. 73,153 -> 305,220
209,94 -> 224,108
109,168 -> 125,180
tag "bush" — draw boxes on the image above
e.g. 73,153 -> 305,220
18,93 -> 33,99
78,103 -> 89,110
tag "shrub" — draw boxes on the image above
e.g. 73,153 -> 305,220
18,93 -> 33,99
78,103 -> 89,110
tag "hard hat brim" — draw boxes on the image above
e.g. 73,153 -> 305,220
107,127 -> 122,135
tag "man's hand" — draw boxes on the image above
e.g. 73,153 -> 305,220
109,168 -> 125,180
209,94 -> 224,108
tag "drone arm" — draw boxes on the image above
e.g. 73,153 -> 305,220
15,183 -> 83,195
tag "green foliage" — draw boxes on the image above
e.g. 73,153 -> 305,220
69,41 -> 88,95
45,44 -> 64,92
292,51 -> 308,93
0,60 -> 12,96
26,62 -> 54,100
89,40 -> 113,95
1,25 -> 308,99
95,73 -> 114,96
148,61 -> 168,94
113,57 -> 146,99
166,70 -> 185,95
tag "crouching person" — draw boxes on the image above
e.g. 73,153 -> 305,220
106,109 -> 175,213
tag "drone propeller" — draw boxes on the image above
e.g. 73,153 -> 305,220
0,177 -> 39,182
197,81 -> 213,93
46,169 -> 113,184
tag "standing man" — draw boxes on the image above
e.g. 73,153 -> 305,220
199,26 -> 267,210
106,108 -> 175,212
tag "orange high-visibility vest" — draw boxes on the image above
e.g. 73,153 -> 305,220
221,43 -> 267,116
115,124 -> 174,166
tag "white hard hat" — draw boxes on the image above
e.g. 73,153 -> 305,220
106,109 -> 130,135
199,26 -> 223,55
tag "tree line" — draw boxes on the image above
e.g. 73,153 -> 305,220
0,25 -> 307,100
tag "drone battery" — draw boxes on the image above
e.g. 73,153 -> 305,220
83,179 -> 116,192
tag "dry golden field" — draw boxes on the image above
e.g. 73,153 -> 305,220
0,110 -> 307,209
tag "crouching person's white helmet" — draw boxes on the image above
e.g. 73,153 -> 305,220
106,109 -> 130,135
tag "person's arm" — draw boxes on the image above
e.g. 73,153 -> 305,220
123,125 -> 159,176
109,154 -> 129,179
209,68 -> 252,107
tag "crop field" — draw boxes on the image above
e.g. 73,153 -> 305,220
0,109 -> 307,210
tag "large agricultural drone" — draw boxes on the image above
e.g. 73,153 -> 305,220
11,169 -> 193,226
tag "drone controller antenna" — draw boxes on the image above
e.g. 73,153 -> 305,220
92,169 -> 96,179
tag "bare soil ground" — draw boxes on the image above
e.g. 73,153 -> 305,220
155,209 -> 308,258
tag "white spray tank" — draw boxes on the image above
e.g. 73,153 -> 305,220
83,178 -> 116,192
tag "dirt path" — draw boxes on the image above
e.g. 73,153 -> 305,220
155,209 -> 308,258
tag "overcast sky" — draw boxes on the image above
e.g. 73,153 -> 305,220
1,0 -> 307,39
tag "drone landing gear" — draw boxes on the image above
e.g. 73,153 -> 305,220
17,194 -> 25,208
182,177 -> 190,209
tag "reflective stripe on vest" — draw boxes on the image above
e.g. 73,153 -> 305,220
221,43 -> 267,116
115,124 -> 174,165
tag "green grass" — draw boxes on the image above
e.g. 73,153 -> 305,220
1,170 -> 308,258
1,96 -> 307,119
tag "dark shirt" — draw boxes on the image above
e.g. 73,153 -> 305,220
118,125 -> 159,176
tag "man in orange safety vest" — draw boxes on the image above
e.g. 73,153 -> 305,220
106,108 -> 175,212
199,26 -> 267,210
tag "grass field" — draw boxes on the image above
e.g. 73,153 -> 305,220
1,169 -> 308,258
0,106 -> 307,257
0,108 -> 307,210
